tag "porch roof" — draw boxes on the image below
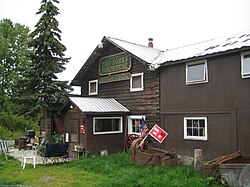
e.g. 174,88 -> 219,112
69,97 -> 130,113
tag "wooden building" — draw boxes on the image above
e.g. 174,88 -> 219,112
48,31 -> 250,159
58,37 -> 162,157
158,31 -> 250,160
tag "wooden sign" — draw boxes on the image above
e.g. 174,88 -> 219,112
99,52 -> 131,76
99,72 -> 131,84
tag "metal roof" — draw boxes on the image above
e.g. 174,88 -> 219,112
69,97 -> 130,113
152,30 -> 250,67
106,36 -> 163,65
105,31 -> 250,68
71,30 -> 250,85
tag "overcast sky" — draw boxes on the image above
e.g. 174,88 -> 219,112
1,0 -> 250,84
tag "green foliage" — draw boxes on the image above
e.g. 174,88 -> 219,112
0,112 -> 38,135
0,126 -> 12,139
21,0 -> 72,118
206,172 -> 228,186
0,19 -> 32,115
46,134 -> 63,144
0,152 -> 222,187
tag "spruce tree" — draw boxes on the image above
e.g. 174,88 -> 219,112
23,0 -> 72,118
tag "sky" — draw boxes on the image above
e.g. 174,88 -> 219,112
1,0 -> 250,87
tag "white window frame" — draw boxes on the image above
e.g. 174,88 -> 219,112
186,60 -> 208,85
89,79 -> 98,95
241,51 -> 250,78
127,115 -> 146,135
184,117 -> 208,141
93,117 -> 123,135
130,72 -> 144,92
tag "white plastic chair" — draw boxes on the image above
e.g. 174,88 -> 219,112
21,150 -> 36,169
0,140 -> 8,160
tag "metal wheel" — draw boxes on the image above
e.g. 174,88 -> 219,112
125,134 -> 140,151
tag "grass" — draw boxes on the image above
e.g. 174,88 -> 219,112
0,153 -> 222,187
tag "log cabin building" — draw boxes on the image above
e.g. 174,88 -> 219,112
55,37 -> 162,157
42,31 -> 250,159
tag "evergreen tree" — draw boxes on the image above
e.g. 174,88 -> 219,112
21,0 -> 72,118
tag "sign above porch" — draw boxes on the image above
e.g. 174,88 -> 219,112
99,52 -> 131,76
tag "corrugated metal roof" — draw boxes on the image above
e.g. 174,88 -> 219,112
71,31 -> 250,86
104,31 -> 250,69
152,30 -> 250,67
106,36 -> 163,65
69,97 -> 130,113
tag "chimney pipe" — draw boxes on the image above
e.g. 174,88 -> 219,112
148,38 -> 153,48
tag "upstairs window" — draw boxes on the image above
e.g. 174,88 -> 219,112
186,60 -> 208,85
241,51 -> 250,78
130,73 -> 144,92
184,117 -> 208,141
89,80 -> 98,95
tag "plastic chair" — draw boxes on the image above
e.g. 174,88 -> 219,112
0,140 -> 8,160
21,150 -> 36,169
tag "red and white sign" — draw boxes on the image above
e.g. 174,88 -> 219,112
80,124 -> 85,134
149,124 -> 168,143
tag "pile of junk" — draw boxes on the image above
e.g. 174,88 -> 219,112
130,135 -> 250,186
15,130 -> 38,150
203,151 -> 250,187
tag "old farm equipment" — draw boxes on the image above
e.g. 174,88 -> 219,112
130,137 -> 178,166
125,134 -> 140,151
203,151 -> 250,186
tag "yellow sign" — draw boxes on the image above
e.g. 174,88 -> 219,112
99,73 -> 131,84
99,52 -> 131,76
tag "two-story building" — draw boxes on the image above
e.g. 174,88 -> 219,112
156,31 -> 250,159
46,31 -> 250,159
56,37 -> 162,156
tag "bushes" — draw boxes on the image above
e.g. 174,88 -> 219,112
0,112 -> 38,139
0,126 -> 12,139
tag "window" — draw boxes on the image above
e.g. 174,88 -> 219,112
127,115 -> 145,135
89,80 -> 98,95
130,73 -> 144,92
186,60 -> 208,84
241,51 -> 250,78
93,117 -> 122,134
184,117 -> 207,140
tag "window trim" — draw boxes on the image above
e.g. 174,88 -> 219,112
186,60 -> 208,85
88,79 -> 98,95
127,115 -> 146,135
93,117 -> 123,135
130,72 -> 144,92
241,51 -> 250,78
184,117 -> 208,141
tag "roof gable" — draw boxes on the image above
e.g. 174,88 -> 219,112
105,37 -> 163,65
71,31 -> 250,85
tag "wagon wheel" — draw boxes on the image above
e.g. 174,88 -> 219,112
125,134 -> 140,152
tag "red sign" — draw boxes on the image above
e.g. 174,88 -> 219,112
80,124 -> 85,134
149,124 -> 168,143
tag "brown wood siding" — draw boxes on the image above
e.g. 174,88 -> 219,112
161,111 -> 237,160
80,54 -> 160,124
85,114 -> 126,154
62,107 -> 82,157
40,115 -> 52,135
160,52 -> 250,159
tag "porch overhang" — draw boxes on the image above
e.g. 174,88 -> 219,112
69,97 -> 130,114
